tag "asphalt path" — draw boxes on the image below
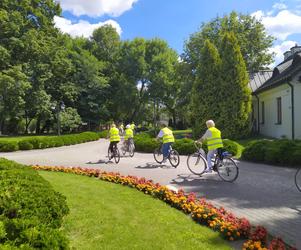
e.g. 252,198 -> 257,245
1,139 -> 300,248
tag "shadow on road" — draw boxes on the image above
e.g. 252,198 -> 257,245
171,173 -> 221,186
135,162 -> 174,169
86,159 -> 108,164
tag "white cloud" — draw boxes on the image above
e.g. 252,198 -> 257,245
269,40 -> 297,67
252,10 -> 301,40
54,16 -> 122,38
272,3 -> 287,10
57,0 -> 138,17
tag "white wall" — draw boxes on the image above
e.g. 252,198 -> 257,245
257,84 -> 292,139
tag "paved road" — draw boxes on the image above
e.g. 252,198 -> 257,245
1,139 -> 301,249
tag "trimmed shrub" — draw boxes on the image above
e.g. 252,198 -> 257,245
0,158 -> 69,249
223,139 -> 239,156
0,141 -> 19,152
98,130 -> 108,138
0,132 -> 101,152
134,134 -> 239,156
242,139 -> 301,166
18,140 -> 34,150
173,138 -> 195,155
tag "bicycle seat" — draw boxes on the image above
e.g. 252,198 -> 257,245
222,151 -> 232,157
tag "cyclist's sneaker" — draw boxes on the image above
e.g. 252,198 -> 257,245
212,164 -> 218,172
204,168 -> 213,173
162,158 -> 167,164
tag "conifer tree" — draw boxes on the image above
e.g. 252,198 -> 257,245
191,39 -> 222,137
219,32 -> 251,138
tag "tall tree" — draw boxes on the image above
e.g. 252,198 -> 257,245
191,40 -> 222,137
184,11 -> 274,72
219,32 -> 251,138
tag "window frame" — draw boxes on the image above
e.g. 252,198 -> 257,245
276,97 -> 282,125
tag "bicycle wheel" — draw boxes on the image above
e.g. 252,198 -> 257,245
169,150 -> 180,168
129,143 -> 135,157
153,148 -> 163,163
114,148 -> 120,164
295,168 -> 301,192
187,153 -> 207,175
121,145 -> 126,156
108,148 -> 113,160
217,157 -> 239,182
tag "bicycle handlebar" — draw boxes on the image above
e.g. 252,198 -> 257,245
194,141 -> 202,150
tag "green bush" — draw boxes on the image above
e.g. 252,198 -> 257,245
173,138 -> 195,155
0,141 -> 19,152
223,139 -> 239,156
0,132 -> 101,152
134,134 -> 239,156
18,140 -> 34,150
242,139 -> 301,166
0,158 -> 69,249
98,130 -> 108,138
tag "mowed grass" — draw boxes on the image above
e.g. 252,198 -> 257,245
39,171 -> 232,250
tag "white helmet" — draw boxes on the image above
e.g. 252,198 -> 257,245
126,124 -> 131,129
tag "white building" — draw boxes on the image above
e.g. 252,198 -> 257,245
250,44 -> 301,139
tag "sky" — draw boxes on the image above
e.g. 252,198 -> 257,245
54,0 -> 301,67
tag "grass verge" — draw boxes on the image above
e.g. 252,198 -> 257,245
39,171 -> 232,250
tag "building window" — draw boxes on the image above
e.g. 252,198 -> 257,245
261,101 -> 265,124
276,97 -> 282,124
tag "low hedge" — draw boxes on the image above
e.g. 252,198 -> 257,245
0,158 -> 69,249
0,132 -> 101,152
242,139 -> 301,166
134,133 -> 239,156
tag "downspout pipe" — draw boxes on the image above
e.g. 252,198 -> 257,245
254,94 -> 260,134
287,82 -> 295,140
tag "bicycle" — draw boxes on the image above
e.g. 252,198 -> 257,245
153,142 -> 180,168
121,138 -> 135,157
295,167 -> 301,192
107,143 -> 120,164
187,142 -> 239,182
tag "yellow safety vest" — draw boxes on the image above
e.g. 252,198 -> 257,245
207,127 -> 223,150
124,128 -> 133,140
130,123 -> 135,130
109,127 -> 120,142
162,127 -> 175,143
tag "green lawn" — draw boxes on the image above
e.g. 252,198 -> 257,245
39,171 -> 232,250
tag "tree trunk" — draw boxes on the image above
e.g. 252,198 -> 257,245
35,116 -> 41,134
130,81 -> 146,121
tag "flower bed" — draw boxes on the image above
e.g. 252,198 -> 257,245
33,165 -> 297,249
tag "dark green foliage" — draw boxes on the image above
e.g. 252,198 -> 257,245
0,132 -> 100,152
0,141 -> 19,152
219,32 -> 251,138
184,11 -> 274,72
134,133 -> 160,153
0,158 -> 69,249
242,139 -> 301,166
191,39 -> 222,138
173,139 -> 195,155
98,130 -> 108,138
18,140 -> 34,150
134,134 -> 239,156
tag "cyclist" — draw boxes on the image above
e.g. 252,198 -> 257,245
196,120 -> 223,173
119,122 -> 124,135
108,123 -> 120,159
130,122 -> 136,132
156,123 -> 175,163
124,124 -> 134,150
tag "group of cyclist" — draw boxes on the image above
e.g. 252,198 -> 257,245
107,119 -> 223,173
